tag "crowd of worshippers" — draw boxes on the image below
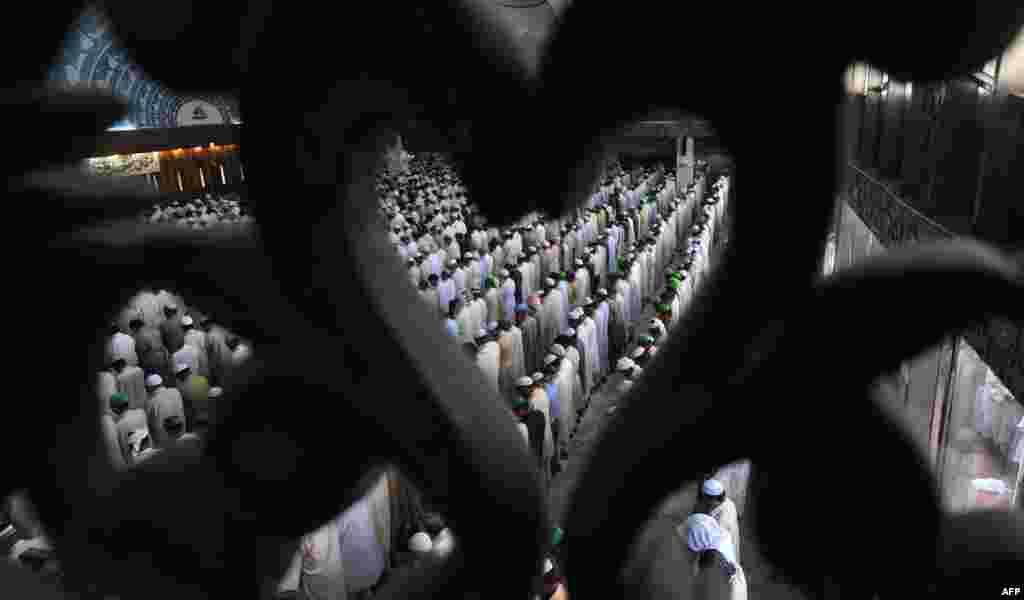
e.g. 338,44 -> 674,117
142,191 -> 253,229
97,291 -> 253,470
270,153 -> 729,600
274,466 -> 570,600
679,478 -> 748,600
376,152 -> 731,484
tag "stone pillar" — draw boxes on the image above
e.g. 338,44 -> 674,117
677,136 -> 695,187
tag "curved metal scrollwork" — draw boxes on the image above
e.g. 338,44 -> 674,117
4,1 -> 1024,599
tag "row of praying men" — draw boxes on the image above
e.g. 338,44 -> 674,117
493,174 -> 731,486
265,153 -> 728,600
544,199 -> 733,513
274,463 -> 570,600
417,186 -> 732,490
377,153 -> 732,456
98,293 -> 253,470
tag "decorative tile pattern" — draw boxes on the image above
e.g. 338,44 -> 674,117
47,6 -> 240,129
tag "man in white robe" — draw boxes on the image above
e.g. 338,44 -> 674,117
144,374 -> 187,449
519,257 -> 535,301
438,270 -> 457,317
591,242 -> 608,292
479,250 -> 494,290
491,239 -> 505,275
450,259 -> 467,299
526,374 -> 554,485
627,259 -> 643,326
517,304 -> 541,376
499,269 -> 517,323
468,289 -> 488,347
607,280 -> 629,360
697,479 -> 742,565
533,289 -> 554,354
579,307 -> 602,389
593,291 -> 611,377
484,277 -> 501,324
464,252 -> 481,295
172,345 -> 200,382
445,235 -> 461,264
106,324 -> 138,367
111,359 -> 148,412
572,260 -> 590,310
421,277 -> 440,316
455,299 -> 474,346
529,247 -> 543,293
567,316 -> 593,399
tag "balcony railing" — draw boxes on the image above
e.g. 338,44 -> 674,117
843,161 -> 1023,408
844,162 -> 953,247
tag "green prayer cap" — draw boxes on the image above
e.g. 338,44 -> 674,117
511,396 -> 529,409
552,527 -> 564,546
656,303 -> 671,313
668,280 -> 680,290
640,335 -> 655,346
109,392 -> 129,408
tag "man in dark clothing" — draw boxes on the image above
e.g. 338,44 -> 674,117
159,304 -> 186,354
510,390 -> 544,471
131,317 -> 172,381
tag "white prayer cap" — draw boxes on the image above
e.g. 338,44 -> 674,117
209,387 -> 224,399
500,269 -> 510,277
621,380 -> 634,391
702,479 -> 725,496
543,558 -> 554,575
563,328 -> 576,337
575,259 -> 584,267
166,303 -> 178,311
477,328 -> 488,339
432,529 -> 455,558
631,347 -> 646,359
126,428 -> 149,447
582,297 -> 593,306
551,344 -> 566,357
532,372 -> 545,383
409,532 -> 433,554
464,252 -> 474,259
616,357 -> 635,372
544,354 -> 559,366
546,278 -> 556,287
570,308 -> 583,320
174,363 -> 190,375
691,225 -> 701,233
181,315 -> 194,326
684,514 -> 722,554
597,288 -> 608,295
516,376 -> 534,387
448,259 -> 458,267
487,321 -> 498,331
145,374 -> 163,387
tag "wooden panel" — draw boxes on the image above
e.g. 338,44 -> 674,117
899,84 -> 935,206
878,82 -> 909,182
926,80 -> 983,234
975,93 -> 1024,246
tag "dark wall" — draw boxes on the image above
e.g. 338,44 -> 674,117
974,94 -> 1024,247
847,63 -> 1020,247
